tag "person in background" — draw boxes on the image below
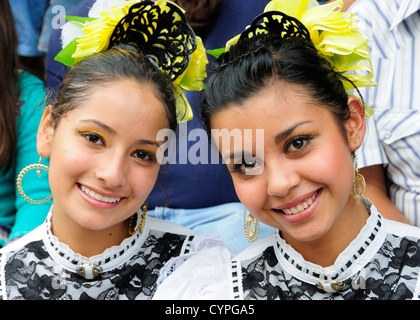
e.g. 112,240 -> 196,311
8,0 -> 49,81
0,0 -> 51,247
38,0 -> 85,54
349,0 -> 419,225
46,0 -> 276,255
323,0 -> 355,10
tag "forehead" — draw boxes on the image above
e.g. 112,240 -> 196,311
58,79 -> 169,133
211,83 -> 324,129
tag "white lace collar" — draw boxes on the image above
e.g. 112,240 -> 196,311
42,207 -> 149,278
273,199 -> 386,287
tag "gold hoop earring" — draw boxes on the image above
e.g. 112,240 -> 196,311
16,156 -> 53,204
350,154 -> 366,204
128,200 -> 147,236
244,209 -> 259,242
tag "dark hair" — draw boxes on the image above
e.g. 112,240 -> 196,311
51,46 -> 177,132
0,0 -> 19,169
203,34 -> 360,140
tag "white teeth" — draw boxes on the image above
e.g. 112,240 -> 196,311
282,191 -> 318,215
80,185 -> 121,203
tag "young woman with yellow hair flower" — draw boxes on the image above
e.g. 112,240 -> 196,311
154,0 -> 420,300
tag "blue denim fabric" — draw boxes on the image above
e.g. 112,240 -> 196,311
149,202 -> 276,254
38,0 -> 84,53
9,0 -> 49,56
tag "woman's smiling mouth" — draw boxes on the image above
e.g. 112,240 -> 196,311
77,183 -> 125,209
272,189 -> 322,223
80,185 -> 121,203
281,190 -> 319,215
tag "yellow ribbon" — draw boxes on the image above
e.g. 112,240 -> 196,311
57,0 -> 207,122
223,0 -> 375,117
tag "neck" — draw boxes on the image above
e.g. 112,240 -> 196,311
282,199 -> 369,267
50,210 -> 130,258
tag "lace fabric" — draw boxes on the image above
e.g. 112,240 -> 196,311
233,200 -> 420,300
43,207 -> 145,273
0,208 -> 195,300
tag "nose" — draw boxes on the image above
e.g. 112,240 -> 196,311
266,161 -> 300,198
95,151 -> 127,189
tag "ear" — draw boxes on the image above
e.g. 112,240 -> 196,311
344,96 -> 366,152
37,106 -> 55,158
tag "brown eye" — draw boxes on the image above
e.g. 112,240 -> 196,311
292,139 -> 305,149
231,157 -> 262,175
82,133 -> 104,146
285,135 -> 314,154
132,150 -> 157,162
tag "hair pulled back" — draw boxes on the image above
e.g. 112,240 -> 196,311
203,34 -> 358,137
51,46 -> 177,131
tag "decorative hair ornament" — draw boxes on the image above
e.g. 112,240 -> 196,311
55,0 -> 208,123
208,0 -> 376,118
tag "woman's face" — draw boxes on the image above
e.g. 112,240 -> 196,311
211,83 -> 365,243
38,79 -> 169,233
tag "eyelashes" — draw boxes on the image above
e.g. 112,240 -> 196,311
284,134 -> 315,154
229,134 -> 316,176
78,130 -> 157,163
230,156 -> 262,176
81,132 -> 105,146
131,149 -> 157,162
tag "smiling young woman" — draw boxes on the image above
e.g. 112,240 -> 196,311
210,83 -> 369,267
154,0 -> 420,300
38,78 -> 169,256
0,1 -> 206,300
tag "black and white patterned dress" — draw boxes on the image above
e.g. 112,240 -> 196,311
154,200 -> 420,300
0,209 -> 195,300
232,200 -> 420,300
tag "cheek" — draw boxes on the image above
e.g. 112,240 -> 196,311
50,146 -> 91,176
129,166 -> 161,198
47,137 -> 98,195
309,137 -> 354,193
232,177 -> 266,213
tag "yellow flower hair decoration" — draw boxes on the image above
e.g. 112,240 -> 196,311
55,0 -> 208,122
208,0 -> 375,117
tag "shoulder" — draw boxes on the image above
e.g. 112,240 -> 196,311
382,218 -> 420,240
368,201 -> 420,240
0,223 -> 44,255
146,217 -> 197,255
17,70 -> 45,92
17,71 -> 46,113
147,216 -> 197,238
349,0 -> 380,16
233,233 -> 277,261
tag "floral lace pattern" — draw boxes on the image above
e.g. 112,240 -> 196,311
1,231 -> 189,300
239,234 -> 420,300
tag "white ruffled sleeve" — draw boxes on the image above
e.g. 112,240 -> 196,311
153,232 -> 234,300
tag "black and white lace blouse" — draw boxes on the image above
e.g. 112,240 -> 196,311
154,200 -> 420,300
0,208 -> 195,300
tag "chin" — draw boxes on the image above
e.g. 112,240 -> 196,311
283,223 -> 332,243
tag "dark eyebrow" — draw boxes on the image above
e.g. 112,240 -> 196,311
81,119 -> 162,147
274,121 -> 313,144
138,139 -> 163,148
81,119 -> 116,135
